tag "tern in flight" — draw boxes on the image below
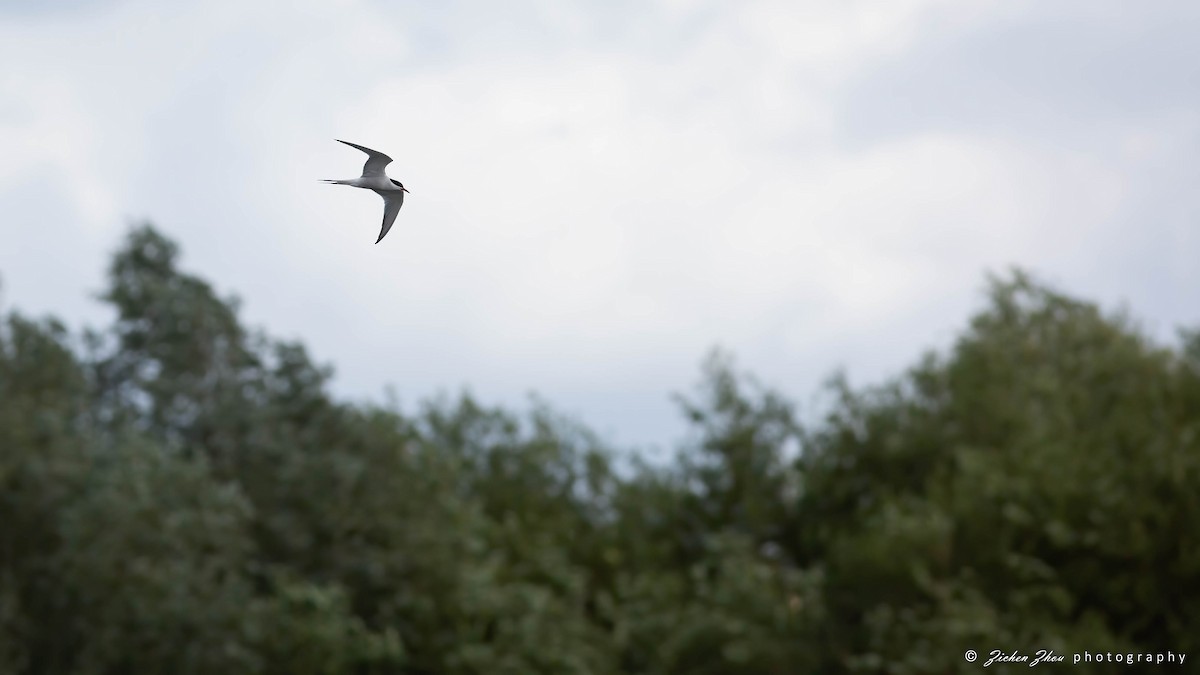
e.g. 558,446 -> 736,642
322,140 -> 410,244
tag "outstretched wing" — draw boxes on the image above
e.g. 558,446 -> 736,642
376,191 -> 405,244
337,139 -> 393,178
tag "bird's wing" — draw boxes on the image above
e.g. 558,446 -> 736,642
376,191 -> 405,244
337,139 -> 393,178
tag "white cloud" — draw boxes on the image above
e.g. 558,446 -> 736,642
0,0 -> 1195,447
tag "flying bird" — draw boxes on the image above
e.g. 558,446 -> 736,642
322,139 -> 410,244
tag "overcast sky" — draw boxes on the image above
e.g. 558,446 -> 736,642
2,0 -> 1198,451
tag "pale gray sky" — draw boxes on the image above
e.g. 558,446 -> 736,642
2,0 -> 1197,450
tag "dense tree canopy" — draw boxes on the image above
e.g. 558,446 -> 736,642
1,224 -> 1197,673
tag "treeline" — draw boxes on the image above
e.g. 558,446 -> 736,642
1,224 -> 1197,674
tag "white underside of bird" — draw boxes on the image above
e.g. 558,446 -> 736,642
322,139 -> 409,244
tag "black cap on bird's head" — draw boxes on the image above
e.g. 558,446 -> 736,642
390,179 -> 410,193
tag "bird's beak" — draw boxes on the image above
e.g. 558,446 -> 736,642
403,187 -> 410,193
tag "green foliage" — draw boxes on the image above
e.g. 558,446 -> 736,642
798,272 -> 1200,673
1,227 -> 1197,673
